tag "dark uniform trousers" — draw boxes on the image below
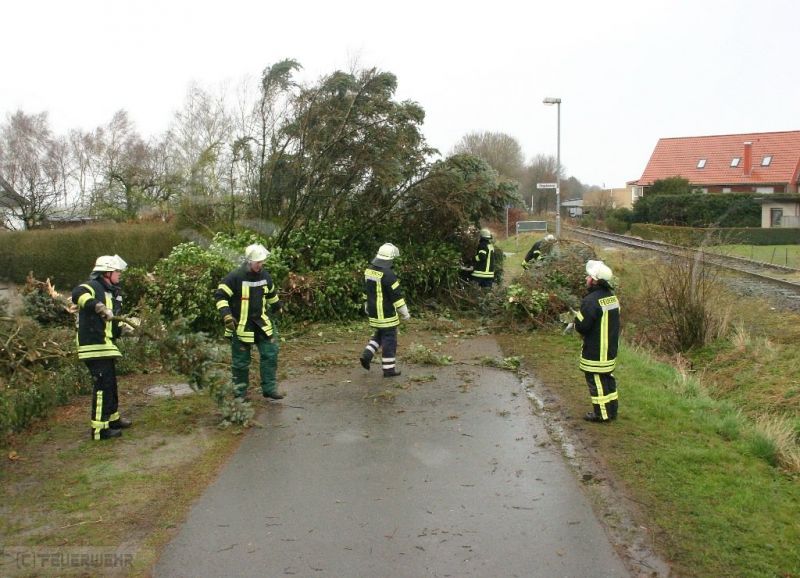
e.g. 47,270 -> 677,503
87,358 -> 120,439
585,371 -> 618,421
231,325 -> 279,398
363,327 -> 398,372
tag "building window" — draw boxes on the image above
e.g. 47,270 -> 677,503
697,159 -> 706,168
730,157 -> 740,167
761,155 -> 772,166
722,187 -> 732,193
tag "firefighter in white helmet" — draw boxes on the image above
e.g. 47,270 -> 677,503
214,243 -> 285,400
71,255 -> 132,440
467,228 -> 496,287
572,259 -> 620,422
360,243 -> 409,377
523,233 -> 556,268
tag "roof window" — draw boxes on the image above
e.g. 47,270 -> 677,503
730,157 -> 740,167
761,155 -> 772,166
697,159 -> 706,169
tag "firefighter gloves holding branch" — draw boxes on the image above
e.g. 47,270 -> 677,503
223,314 -> 236,332
398,304 -> 411,320
94,302 -> 114,321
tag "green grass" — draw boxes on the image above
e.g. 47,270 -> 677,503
0,374 -> 244,577
710,244 -> 800,268
497,330 -> 800,578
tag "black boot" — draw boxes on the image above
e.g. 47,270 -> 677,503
383,368 -> 401,378
583,412 -> 610,423
360,351 -> 372,370
92,428 -> 122,440
109,417 -> 132,429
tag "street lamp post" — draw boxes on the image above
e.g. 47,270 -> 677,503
543,97 -> 561,238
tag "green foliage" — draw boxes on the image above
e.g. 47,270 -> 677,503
479,355 -> 522,370
632,193 -> 760,227
141,242 -> 232,333
405,343 -> 453,366
504,284 -> 550,316
0,319 -> 84,436
646,176 -> 693,196
0,223 -> 184,287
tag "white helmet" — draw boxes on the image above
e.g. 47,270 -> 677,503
480,228 -> 493,239
586,259 -> 613,282
93,254 -> 128,272
545,234 -> 556,242
376,243 -> 400,260
245,243 -> 270,262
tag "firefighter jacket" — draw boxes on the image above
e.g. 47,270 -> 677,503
215,264 -> 280,343
525,239 -> 545,263
574,283 -> 620,373
364,260 -> 407,329
71,276 -> 123,360
470,238 -> 495,280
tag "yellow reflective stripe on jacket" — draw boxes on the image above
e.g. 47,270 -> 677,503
77,284 -> 95,308
216,283 -> 233,312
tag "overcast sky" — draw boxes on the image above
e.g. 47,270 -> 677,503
2,0 -> 798,188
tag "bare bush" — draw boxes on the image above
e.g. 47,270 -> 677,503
641,250 -> 732,353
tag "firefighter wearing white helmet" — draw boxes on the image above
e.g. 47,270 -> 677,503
214,242 -> 285,400
71,254 -> 132,440
360,242 -> 409,377
572,259 -> 620,423
523,233 -> 557,268
468,228 -> 496,287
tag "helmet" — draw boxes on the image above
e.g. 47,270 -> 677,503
545,234 -> 555,242
93,254 -> 128,272
585,259 -> 613,282
480,228 -> 493,239
376,243 -> 400,260
245,243 -> 270,262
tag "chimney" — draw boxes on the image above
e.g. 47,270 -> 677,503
743,141 -> 752,177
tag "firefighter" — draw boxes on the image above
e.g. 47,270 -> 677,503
573,259 -> 620,422
467,228 -> 496,287
72,255 -> 134,441
359,243 -> 410,377
522,233 -> 556,269
214,243 -> 284,400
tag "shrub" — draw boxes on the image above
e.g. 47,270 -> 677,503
0,223 -> 184,287
632,193 -> 760,228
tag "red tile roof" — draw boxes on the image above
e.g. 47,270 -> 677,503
634,130 -> 800,186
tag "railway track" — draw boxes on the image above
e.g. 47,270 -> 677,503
569,226 -> 800,308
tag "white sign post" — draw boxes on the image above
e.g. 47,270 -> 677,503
536,183 -> 560,237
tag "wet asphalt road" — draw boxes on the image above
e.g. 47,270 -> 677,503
154,336 -> 629,578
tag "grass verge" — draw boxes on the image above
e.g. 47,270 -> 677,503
497,330 -> 800,578
0,372 -> 247,577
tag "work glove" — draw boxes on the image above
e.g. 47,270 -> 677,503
398,305 -> 411,320
521,261 -> 530,270
120,322 -> 136,337
223,314 -> 236,332
94,302 -> 113,321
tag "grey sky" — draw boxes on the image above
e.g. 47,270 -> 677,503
2,0 -> 798,188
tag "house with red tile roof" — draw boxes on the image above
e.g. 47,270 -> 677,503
630,131 -> 800,228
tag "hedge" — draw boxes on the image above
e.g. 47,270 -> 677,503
630,224 -> 800,246
0,223 -> 185,288
632,193 -> 760,228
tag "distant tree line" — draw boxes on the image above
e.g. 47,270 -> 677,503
450,130 -> 599,214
